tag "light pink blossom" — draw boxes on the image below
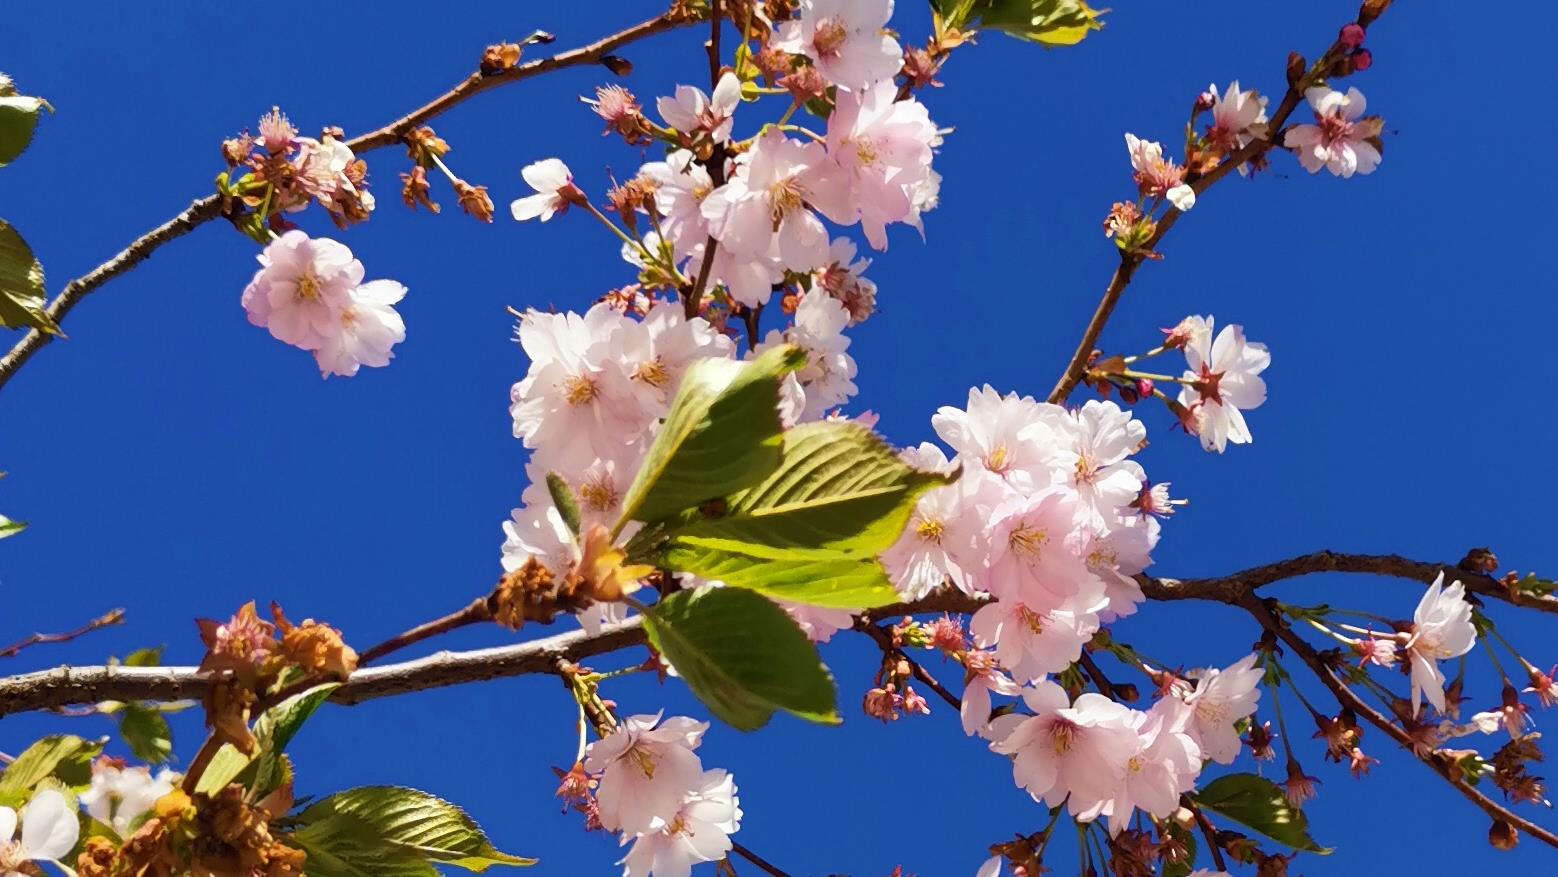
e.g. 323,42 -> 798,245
312,279 -> 407,378
511,158 -> 580,222
241,230 -> 363,351
772,0 -> 903,92
657,73 -> 742,143
585,713 -> 709,835
1406,572 -> 1477,716
1176,316 -> 1270,453
1283,87 -> 1381,178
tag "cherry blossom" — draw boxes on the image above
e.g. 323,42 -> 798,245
1406,573 -> 1477,716
754,291 -> 858,420
702,131 -> 835,273
772,0 -> 903,92
988,682 -> 1139,815
510,158 -> 581,222
80,764 -> 178,835
1176,654 -> 1263,764
932,386 -> 1059,493
0,790 -> 80,876
816,83 -> 940,249
1176,316 -> 1270,453
1124,134 -> 1195,212
971,598 -> 1102,682
585,713 -> 710,835
1049,400 -> 1148,527
1284,87 -> 1382,178
1096,698 -> 1202,835
313,279 -> 408,378
882,444 -> 1002,599
657,72 -> 741,143
960,650 -> 1022,738
618,769 -> 741,877
510,304 -> 650,473
781,600 -> 855,643
814,237 -> 878,324
241,230 -> 363,351
982,490 -> 1103,607
1204,81 -> 1269,154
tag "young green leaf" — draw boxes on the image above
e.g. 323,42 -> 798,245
117,704 -> 174,765
641,586 -> 839,730
0,515 -> 24,539
297,786 -> 535,872
0,735 -> 102,792
544,471 -> 581,536
973,0 -> 1105,46
1194,773 -> 1332,854
670,421 -> 955,555
0,91 -> 49,167
616,344 -> 804,530
661,539 -> 899,609
0,219 -> 59,334
196,683 -> 339,797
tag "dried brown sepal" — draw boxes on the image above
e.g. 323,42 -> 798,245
401,166 -> 441,213
481,43 -> 524,75
189,786 -> 306,877
1460,546 -> 1500,575
76,836 -> 118,877
203,678 -> 258,754
455,181 -> 496,223
490,557 -> 590,630
600,55 -> 633,76
404,126 -> 451,167
271,603 -> 359,681
196,601 -> 277,682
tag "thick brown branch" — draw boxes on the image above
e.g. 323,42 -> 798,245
0,12 -> 695,393
1239,593 -> 1558,851
0,550 -> 1537,718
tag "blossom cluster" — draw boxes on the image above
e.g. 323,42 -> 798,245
240,230 -> 408,378
0,762 -> 177,877
582,714 -> 741,877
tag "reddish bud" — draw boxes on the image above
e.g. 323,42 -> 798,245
1489,819 -> 1518,851
1286,52 -> 1307,88
1135,378 -> 1154,398
1351,48 -> 1373,71
1339,23 -> 1366,48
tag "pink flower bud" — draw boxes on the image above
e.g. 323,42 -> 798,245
1339,23 -> 1366,49
1135,378 -> 1154,397
1351,48 -> 1373,71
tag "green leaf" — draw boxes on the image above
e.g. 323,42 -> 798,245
642,587 -> 838,730
0,515 -> 24,539
659,421 -> 951,609
617,344 -> 805,529
298,786 -> 535,872
0,735 -> 102,792
118,704 -> 173,765
973,0 -> 1105,46
545,471 -> 581,536
122,647 -> 164,667
662,541 -> 898,609
1194,773 -> 1331,854
0,93 -> 48,167
672,421 -> 955,555
196,683 -> 338,797
292,813 -> 437,877
0,218 -> 59,334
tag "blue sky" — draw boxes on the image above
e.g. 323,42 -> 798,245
3,1 -> 1557,874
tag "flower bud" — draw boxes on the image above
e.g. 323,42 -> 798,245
1135,378 -> 1154,398
1489,819 -> 1518,851
599,55 -> 633,76
1286,52 -> 1306,88
1351,48 -> 1373,71
1339,23 -> 1366,48
1358,0 -> 1393,28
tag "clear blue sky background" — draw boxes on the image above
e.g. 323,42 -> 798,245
3,2 -> 1557,874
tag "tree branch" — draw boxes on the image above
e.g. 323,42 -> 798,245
0,550 -> 1537,718
0,11 -> 696,393
1045,20 -> 1379,405
0,608 -> 125,659
1239,592 -> 1558,851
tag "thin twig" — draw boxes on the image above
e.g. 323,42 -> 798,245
1077,652 -> 1118,700
1239,593 -> 1558,851
730,841 -> 791,877
855,620 -> 961,709
0,608 -> 126,659
1045,22 -> 1380,405
358,596 -> 493,665
0,12 -> 696,393
0,550 -> 1528,717
1184,796 -> 1228,872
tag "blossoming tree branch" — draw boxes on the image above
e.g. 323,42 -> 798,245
1,0 -> 1553,875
